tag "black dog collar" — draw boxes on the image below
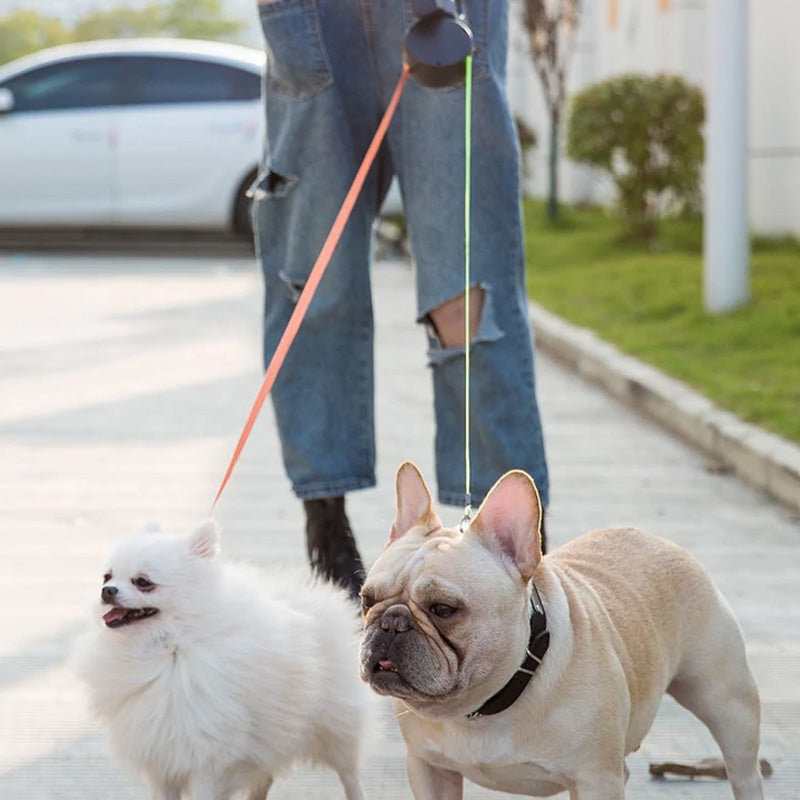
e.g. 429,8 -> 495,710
466,582 -> 549,719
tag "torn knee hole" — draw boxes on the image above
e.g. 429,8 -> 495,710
249,169 -> 297,200
426,286 -> 485,349
265,170 -> 291,193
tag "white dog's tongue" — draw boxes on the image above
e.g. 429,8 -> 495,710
103,607 -> 128,624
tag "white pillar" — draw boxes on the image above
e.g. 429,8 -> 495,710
704,0 -> 749,313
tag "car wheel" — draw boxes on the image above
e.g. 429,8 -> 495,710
233,170 -> 257,238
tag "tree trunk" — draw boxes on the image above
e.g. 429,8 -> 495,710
547,110 -> 560,221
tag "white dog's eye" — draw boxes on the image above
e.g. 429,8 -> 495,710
133,576 -> 155,591
430,603 -> 457,619
103,572 -> 112,584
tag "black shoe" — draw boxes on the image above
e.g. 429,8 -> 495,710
304,496 -> 365,601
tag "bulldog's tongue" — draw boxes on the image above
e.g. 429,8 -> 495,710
378,659 -> 396,671
103,607 -> 128,624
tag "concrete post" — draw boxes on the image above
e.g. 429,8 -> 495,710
704,0 -> 749,313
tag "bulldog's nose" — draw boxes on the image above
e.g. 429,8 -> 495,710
381,604 -> 413,634
101,585 -> 118,603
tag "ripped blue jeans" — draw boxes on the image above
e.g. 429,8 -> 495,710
253,0 -> 549,508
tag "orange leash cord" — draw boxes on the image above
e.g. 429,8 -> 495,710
210,65 -> 410,513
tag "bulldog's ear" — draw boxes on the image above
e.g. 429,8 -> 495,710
188,519 -> 221,560
390,461 -> 442,542
468,471 -> 542,581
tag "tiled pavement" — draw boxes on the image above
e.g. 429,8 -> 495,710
0,250 -> 797,799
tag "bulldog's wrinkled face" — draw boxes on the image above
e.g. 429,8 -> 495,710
359,462 -> 543,719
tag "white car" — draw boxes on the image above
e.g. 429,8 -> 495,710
0,38 -> 265,235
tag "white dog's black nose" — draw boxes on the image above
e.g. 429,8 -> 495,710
101,585 -> 118,603
380,604 -> 413,634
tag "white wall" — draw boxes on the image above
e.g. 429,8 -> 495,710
748,0 -> 800,234
508,0 -> 800,236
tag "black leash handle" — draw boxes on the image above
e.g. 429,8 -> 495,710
404,0 -> 474,88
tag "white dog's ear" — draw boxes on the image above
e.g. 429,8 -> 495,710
188,519 -> 221,560
390,461 -> 442,542
468,471 -> 542,581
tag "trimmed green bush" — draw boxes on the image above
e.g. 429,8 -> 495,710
567,73 -> 704,240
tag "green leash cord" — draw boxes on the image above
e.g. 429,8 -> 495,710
463,54 -> 473,523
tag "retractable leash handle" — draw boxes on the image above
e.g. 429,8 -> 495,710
404,0 -> 474,88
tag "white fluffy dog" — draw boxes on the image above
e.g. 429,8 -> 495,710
74,520 -> 367,800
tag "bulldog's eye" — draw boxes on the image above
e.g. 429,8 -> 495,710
430,603 -> 457,619
133,576 -> 155,591
360,592 -> 376,612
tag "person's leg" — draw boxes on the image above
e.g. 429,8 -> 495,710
253,0 -> 395,594
388,0 -> 550,549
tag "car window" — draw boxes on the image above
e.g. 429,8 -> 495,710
3,56 -> 124,112
130,56 -> 260,105
227,63 -> 262,101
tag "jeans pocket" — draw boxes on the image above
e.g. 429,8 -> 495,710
259,0 -> 333,100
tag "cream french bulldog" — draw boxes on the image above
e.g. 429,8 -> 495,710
359,462 -> 764,800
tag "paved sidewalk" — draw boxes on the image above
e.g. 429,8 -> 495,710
0,251 -> 797,799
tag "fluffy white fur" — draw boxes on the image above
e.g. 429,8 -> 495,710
74,520 -> 367,800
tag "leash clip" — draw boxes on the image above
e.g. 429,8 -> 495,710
457,495 -> 473,532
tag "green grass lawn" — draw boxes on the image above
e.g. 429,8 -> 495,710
523,201 -> 800,445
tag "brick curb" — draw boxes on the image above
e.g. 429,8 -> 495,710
531,302 -> 800,515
